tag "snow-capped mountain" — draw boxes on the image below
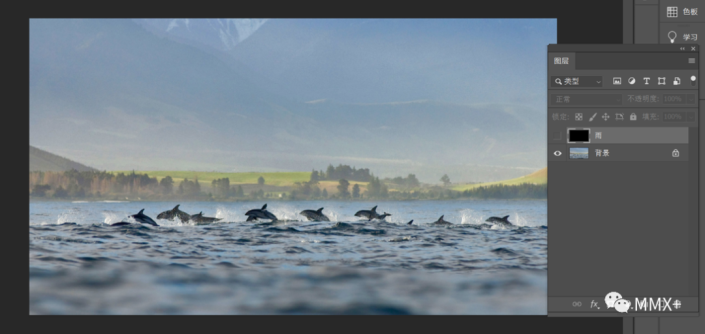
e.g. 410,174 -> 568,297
134,19 -> 267,51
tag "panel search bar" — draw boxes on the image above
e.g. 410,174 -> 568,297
550,76 -> 603,88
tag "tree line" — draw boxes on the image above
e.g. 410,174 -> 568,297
310,164 -> 373,182
287,179 -> 545,200
30,170 -> 161,199
459,183 -> 546,199
210,177 -> 266,199
29,170 -> 214,200
29,169 -> 546,201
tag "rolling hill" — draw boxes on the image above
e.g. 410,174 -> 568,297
452,167 -> 547,191
30,145 -> 97,172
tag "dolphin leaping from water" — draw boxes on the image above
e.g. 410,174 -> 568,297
124,209 -> 159,226
245,204 -> 278,222
189,211 -> 222,224
354,205 -> 380,221
485,215 -> 512,226
156,204 -> 191,222
300,207 -> 330,221
432,215 -> 453,226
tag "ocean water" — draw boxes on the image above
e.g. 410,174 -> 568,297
29,200 -> 547,315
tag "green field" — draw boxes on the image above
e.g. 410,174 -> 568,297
110,171 -> 311,187
451,167 -> 547,191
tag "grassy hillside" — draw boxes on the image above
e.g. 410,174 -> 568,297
451,167 -> 547,191
110,171 -> 311,187
30,146 -> 97,172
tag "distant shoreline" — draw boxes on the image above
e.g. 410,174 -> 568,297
30,168 -> 547,201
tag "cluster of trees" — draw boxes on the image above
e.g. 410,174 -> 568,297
333,179 -> 363,199
440,174 -> 451,186
289,181 -> 328,200
310,164 -> 373,182
383,174 -> 420,189
178,178 -> 201,197
290,179 -> 365,200
211,177 -> 230,197
30,170 -> 278,200
31,184 -> 52,197
29,170 -> 161,198
365,177 -> 389,198
290,177 -> 387,200
211,177 -> 270,199
249,189 -> 266,199
159,176 -> 174,194
459,183 -> 546,199
29,170 -> 212,200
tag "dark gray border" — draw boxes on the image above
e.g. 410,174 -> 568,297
624,0 -> 634,44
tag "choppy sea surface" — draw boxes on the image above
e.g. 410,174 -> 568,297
29,200 -> 547,315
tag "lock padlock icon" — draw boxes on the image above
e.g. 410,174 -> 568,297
672,149 -> 680,157
630,113 -> 637,121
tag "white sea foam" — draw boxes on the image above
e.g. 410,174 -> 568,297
101,211 -> 128,225
490,223 -> 513,230
324,209 -> 359,223
215,206 -> 243,223
459,209 -> 486,225
507,211 -> 542,227
56,208 -> 88,225
154,217 -> 191,227
267,204 -> 304,222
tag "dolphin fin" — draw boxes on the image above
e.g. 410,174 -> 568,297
503,215 -> 510,220
138,209 -> 144,215
371,205 -> 378,212
439,215 -> 444,221
407,220 -> 413,225
262,204 -> 267,210
173,204 -> 180,211
317,207 -> 324,213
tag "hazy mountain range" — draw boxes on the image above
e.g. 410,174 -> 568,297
29,19 -> 555,183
